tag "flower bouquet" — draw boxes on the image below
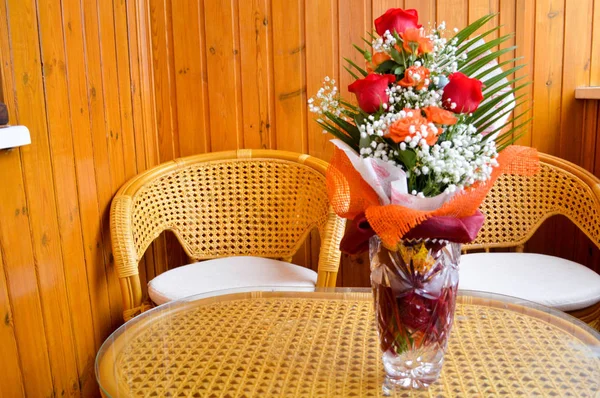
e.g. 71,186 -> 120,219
309,8 -> 538,391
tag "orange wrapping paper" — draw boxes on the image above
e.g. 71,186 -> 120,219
326,145 -> 539,247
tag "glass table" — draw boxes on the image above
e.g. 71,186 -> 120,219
96,288 -> 600,397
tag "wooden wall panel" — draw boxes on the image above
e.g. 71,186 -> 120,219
204,0 -> 244,151
1,1 -> 600,396
238,0 -> 276,150
6,0 -> 81,396
37,1 -> 97,394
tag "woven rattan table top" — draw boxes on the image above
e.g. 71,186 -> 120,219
96,289 -> 600,397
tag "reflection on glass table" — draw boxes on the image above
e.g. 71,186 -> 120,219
96,287 -> 600,397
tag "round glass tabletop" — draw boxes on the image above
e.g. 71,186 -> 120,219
96,288 -> 600,397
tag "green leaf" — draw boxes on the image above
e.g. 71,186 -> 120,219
455,25 -> 504,55
482,77 -> 528,100
344,57 -> 368,77
353,44 -> 371,61
472,87 -> 529,122
324,111 -> 360,142
317,120 -> 358,150
375,59 -> 397,73
459,33 -> 515,63
338,98 -> 360,111
472,58 -> 524,81
495,118 -> 532,150
451,14 -> 497,46
476,100 -> 527,132
474,64 -> 526,90
396,149 -> 417,169
484,110 -> 531,142
389,45 -> 405,66
362,37 -> 373,48
460,46 -> 517,76
344,65 -> 359,80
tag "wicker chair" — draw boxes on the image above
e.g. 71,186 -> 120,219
461,152 -> 600,330
111,149 -> 346,321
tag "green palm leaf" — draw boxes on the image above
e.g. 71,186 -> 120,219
451,14 -> 497,46
460,46 -> 517,76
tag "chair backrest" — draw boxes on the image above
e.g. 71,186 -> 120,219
111,149 -> 345,320
465,152 -> 600,251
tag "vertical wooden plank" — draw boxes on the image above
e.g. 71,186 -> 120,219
372,0 -> 405,25
114,0 -> 140,181
238,0 -> 276,150
555,0 -> 592,267
0,229 -> 26,398
531,0 -> 565,156
204,0 -> 244,151
271,0 -> 310,266
592,0 -> 600,86
558,0 -> 593,164
171,0 -> 211,155
6,0 -> 81,395
151,1 -> 186,270
468,0 -> 500,31
272,0 -> 307,153
436,0 -> 468,32
0,153 -> 52,398
579,0 -> 600,272
149,0 -> 180,161
136,0 -> 160,169
496,0 -> 517,135
468,0 -> 500,68
337,0 -> 373,289
581,102 -> 598,172
133,0 -> 164,281
95,0 -> 130,330
306,0 -> 338,161
62,0 -> 113,349
0,4 -> 55,394
338,0 -> 372,100
125,0 -> 151,294
514,0 -> 535,146
527,0 -> 565,262
341,252 -> 372,287
81,0 -> 122,330
37,0 -> 98,394
405,0 -> 436,26
126,0 -> 149,173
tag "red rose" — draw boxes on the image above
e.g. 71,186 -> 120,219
348,74 -> 396,113
374,8 -> 421,36
441,72 -> 484,114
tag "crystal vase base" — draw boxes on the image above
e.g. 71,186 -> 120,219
381,345 -> 444,392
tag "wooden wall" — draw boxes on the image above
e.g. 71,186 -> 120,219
0,0 -> 598,396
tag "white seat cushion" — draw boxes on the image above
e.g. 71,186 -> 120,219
148,256 -> 317,305
459,253 -> 600,311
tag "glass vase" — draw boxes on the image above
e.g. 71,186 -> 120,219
370,236 -> 461,391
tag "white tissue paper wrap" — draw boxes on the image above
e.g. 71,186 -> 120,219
331,140 -> 454,211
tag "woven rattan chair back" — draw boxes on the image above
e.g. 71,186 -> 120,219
463,152 -> 600,329
464,152 -> 600,252
111,149 -> 346,320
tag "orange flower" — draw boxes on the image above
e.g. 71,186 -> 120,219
400,27 -> 434,55
398,66 -> 430,90
367,51 -> 391,73
387,109 -> 440,145
423,106 -> 458,125
373,52 -> 391,66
